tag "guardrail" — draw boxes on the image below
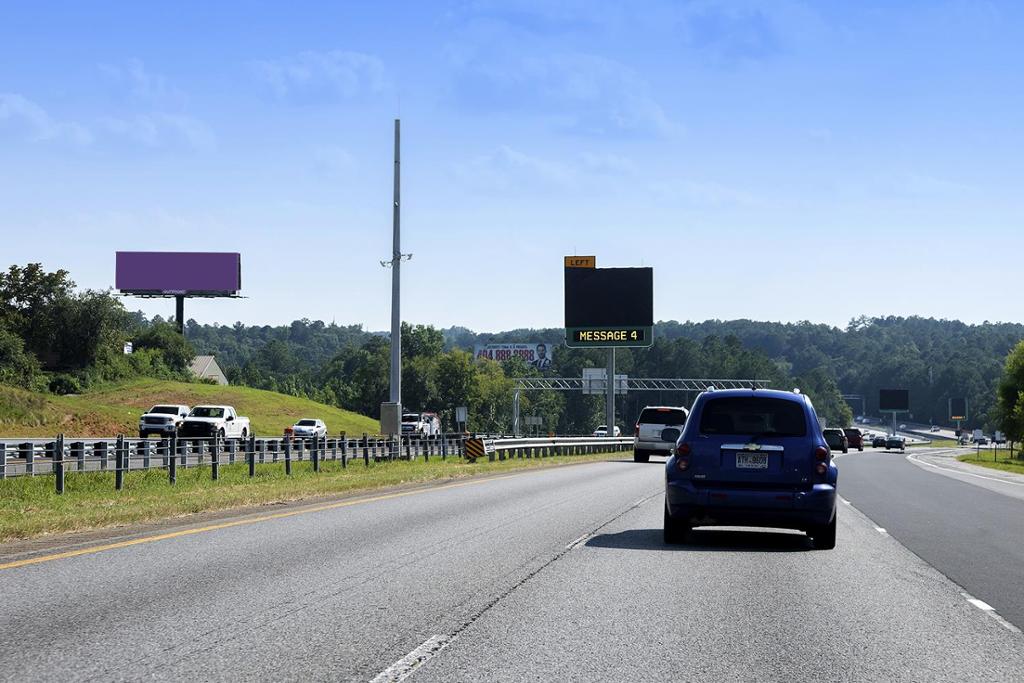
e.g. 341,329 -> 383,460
0,433 -> 634,493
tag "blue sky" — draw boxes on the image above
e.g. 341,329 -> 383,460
2,1 -> 1022,331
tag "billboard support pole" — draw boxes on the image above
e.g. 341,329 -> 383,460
513,388 -> 520,437
606,348 -> 615,438
175,295 -> 185,335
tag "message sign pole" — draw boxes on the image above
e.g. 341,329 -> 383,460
175,295 -> 185,335
606,348 -> 615,439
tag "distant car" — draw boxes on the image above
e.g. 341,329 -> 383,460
823,428 -> 849,454
138,404 -> 190,438
872,435 -> 887,448
633,405 -> 689,463
843,428 -> 864,452
930,425 -> 940,432
401,412 -> 441,436
178,405 -> 250,440
976,437 -> 989,446
885,435 -> 906,452
593,425 -> 621,437
288,418 -> 326,439
899,424 -> 907,429
664,389 -> 837,549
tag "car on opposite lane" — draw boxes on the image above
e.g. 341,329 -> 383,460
664,389 -> 838,549
288,418 -> 326,439
138,404 -> 190,438
871,434 -> 887,448
633,405 -> 689,463
593,425 -> 621,437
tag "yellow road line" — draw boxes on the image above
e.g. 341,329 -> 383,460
0,473 -> 521,572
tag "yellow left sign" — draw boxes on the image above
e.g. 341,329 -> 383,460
564,255 -> 596,268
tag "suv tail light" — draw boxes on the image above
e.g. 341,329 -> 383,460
676,442 -> 691,471
634,423 -> 639,437
814,446 -> 828,461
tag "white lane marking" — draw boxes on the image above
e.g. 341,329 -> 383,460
874,527 -> 888,535
632,497 -> 647,507
962,593 -> 1022,634
565,533 -> 591,550
967,598 -> 994,611
906,452 -> 1024,487
370,634 -> 454,683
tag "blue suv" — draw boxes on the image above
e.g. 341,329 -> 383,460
664,389 -> 838,549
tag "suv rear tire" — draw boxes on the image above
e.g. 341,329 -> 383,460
633,449 -> 650,463
664,502 -> 689,544
811,514 -> 837,550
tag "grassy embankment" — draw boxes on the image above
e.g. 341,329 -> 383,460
0,450 -> 628,542
0,378 -> 378,437
958,449 -> 1024,475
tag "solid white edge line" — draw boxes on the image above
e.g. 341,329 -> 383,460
967,598 -> 994,611
370,634 -> 455,683
906,452 -> 1024,487
874,527 -> 888,535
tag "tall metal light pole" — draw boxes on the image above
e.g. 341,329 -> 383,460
390,119 -> 401,406
380,119 -> 410,434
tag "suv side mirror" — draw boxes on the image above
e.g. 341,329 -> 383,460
226,415 -> 234,421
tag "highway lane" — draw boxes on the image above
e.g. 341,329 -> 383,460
838,446 -> 1024,631
2,456 -> 1023,682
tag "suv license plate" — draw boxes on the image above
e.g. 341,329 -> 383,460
736,452 -> 768,469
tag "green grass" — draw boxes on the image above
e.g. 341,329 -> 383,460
0,450 -> 628,542
0,378 -> 378,438
909,438 -> 960,448
957,451 -> 1024,475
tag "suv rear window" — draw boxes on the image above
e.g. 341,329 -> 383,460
698,397 -> 807,437
638,408 -> 688,425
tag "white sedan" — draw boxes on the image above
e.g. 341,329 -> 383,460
288,418 -> 327,438
592,425 -> 622,437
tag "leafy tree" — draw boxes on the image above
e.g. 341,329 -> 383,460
134,322 -> 195,371
997,341 -> 1024,442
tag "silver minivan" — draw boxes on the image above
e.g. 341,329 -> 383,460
633,405 -> 689,463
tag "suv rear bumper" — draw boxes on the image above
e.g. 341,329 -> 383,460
666,480 -> 836,530
634,438 -> 674,454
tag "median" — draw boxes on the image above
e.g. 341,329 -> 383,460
0,450 -> 629,542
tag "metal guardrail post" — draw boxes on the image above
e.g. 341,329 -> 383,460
141,439 -> 151,470
168,436 -> 177,484
227,439 -> 236,465
312,435 -> 320,473
405,436 -> 412,461
340,436 -> 347,463
21,442 -> 34,476
284,436 -> 292,475
115,435 -> 125,490
258,437 -> 266,464
179,439 -> 187,469
247,437 -> 256,478
54,434 -> 65,494
211,437 -> 220,480
362,434 -> 369,466
0,442 -> 5,480
71,441 -> 84,471
94,441 -> 107,471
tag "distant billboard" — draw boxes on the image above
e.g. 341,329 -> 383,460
564,266 -> 653,348
949,397 -> 968,421
116,252 -> 241,296
474,343 -> 554,370
879,389 -> 910,412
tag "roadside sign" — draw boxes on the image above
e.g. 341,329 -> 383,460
582,368 -> 628,395
455,406 -> 468,424
949,397 -> 968,422
564,255 -> 596,268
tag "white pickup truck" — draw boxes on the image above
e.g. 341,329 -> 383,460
177,405 -> 251,440
138,404 -> 191,438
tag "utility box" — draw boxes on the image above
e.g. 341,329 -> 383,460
380,402 -> 402,436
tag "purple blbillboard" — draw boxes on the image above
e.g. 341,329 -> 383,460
115,252 -> 241,296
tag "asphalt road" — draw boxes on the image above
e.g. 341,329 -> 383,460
2,455 -> 1022,682
837,446 -> 1024,629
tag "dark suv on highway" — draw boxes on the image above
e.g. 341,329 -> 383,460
664,389 -> 838,549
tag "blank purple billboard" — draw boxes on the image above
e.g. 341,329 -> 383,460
116,252 -> 241,295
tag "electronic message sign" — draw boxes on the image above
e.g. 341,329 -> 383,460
564,266 -> 653,348
879,389 -> 910,412
116,252 -> 241,296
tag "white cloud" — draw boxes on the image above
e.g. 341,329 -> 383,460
453,146 -> 642,192
253,50 -> 387,99
101,113 -> 215,149
99,58 -> 188,107
0,93 -> 92,145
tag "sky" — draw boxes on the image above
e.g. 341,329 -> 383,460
2,0 -> 1023,332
